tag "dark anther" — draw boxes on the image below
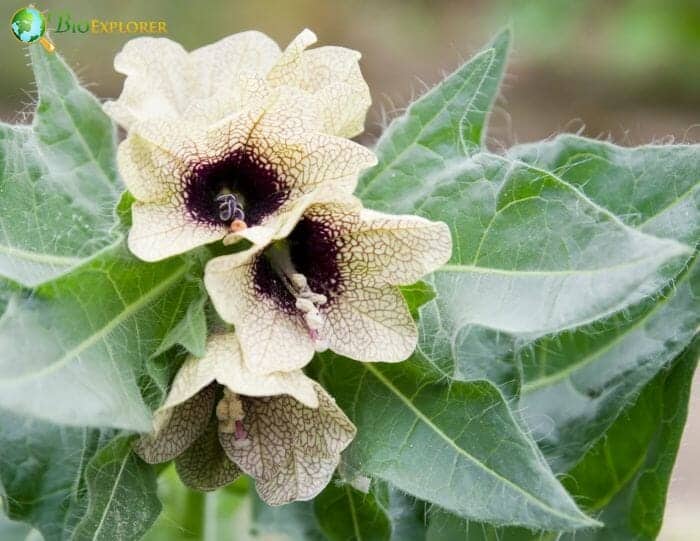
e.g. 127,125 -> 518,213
216,193 -> 245,223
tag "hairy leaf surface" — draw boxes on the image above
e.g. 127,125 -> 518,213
0,410 -> 160,541
358,28 -> 510,201
314,482 -> 391,541
0,48 -> 121,287
0,243 -> 203,431
317,354 -> 597,531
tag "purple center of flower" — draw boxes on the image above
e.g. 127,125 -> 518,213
253,217 -> 342,314
183,148 -> 287,227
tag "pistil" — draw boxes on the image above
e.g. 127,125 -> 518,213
217,389 -> 250,448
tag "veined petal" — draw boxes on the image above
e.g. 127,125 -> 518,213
207,196 -> 449,368
117,130 -> 188,204
267,31 -> 371,138
181,74 -> 273,127
219,382 -> 355,505
164,333 -> 319,409
188,31 -> 281,96
303,201 -> 449,361
299,201 -> 452,286
323,285 -> 417,362
256,454 -> 343,506
175,417 -> 241,491
300,46 -> 367,93
105,32 -> 283,128
273,131 -> 376,195
266,29 -> 318,87
104,37 -> 189,129
316,82 -> 371,139
283,45 -> 371,138
133,384 -> 216,464
129,200 -> 225,262
344,208 -> 453,285
233,83 -> 325,140
204,251 -> 316,374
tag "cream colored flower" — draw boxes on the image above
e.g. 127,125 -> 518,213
204,198 -> 453,374
135,334 -> 355,504
116,87 -> 376,261
104,29 -> 371,138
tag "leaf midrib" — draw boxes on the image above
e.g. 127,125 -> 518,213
363,363 -> 594,526
0,242 -> 83,266
35,51 -> 117,193
345,484 -> 363,541
521,258 -> 695,393
438,246 -> 688,277
90,450 -> 129,540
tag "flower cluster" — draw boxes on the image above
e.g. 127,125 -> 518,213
106,29 -> 452,505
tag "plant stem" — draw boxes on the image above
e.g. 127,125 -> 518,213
203,490 -> 218,541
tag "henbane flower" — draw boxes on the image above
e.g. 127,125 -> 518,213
204,197 -> 452,374
135,333 -> 355,504
104,28 -> 370,138
115,87 -> 375,261
107,29 -> 375,262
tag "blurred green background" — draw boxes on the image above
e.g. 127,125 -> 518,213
3,0 -> 700,145
1,1 -> 699,539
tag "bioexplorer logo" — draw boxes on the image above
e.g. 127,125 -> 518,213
10,6 -> 54,51
10,4 -> 168,52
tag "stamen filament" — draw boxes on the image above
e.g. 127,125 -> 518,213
267,242 -> 328,350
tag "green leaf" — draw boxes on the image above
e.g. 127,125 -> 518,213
432,323 -> 699,541
0,410 -> 159,541
400,280 -> 435,319
379,489 -> 428,541
378,151 -> 689,393
451,338 -> 698,541
152,284 -> 208,358
426,509 -> 546,541
509,135 -> 700,246
558,338 -> 699,540
314,482 -> 391,541
0,242 -> 204,431
0,47 -> 121,287
71,437 -> 160,541
374,150 -> 688,336
520,255 -> 699,471
317,354 -> 597,531
358,29 -> 510,200
0,411 -> 108,540
250,494 -> 325,541
115,191 -> 136,229
493,133 -> 700,475
368,484 -> 428,541
356,40 -> 695,394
